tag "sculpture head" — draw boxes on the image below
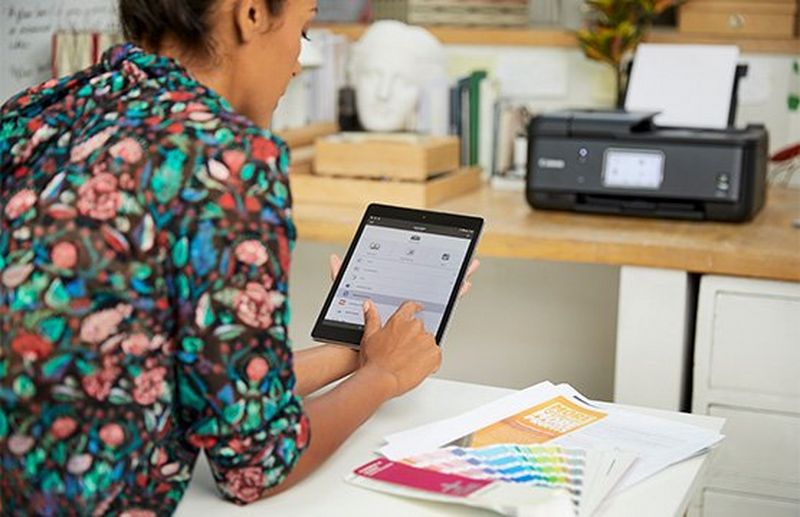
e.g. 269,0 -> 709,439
349,21 -> 447,132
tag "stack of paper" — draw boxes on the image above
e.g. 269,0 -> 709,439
352,381 -> 723,514
625,44 -> 740,130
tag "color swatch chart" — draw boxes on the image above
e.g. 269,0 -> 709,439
404,444 -> 586,509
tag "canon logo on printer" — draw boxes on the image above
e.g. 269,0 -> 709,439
537,158 -> 566,170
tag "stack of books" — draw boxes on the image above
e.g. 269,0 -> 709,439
52,31 -> 125,78
374,0 -> 530,27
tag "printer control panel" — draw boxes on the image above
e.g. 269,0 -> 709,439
526,112 -> 768,221
529,138 -> 743,203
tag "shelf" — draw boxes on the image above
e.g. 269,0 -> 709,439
317,24 -> 575,47
316,23 -> 800,54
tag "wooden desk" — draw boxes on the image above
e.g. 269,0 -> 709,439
178,379 -> 725,517
294,185 -> 800,283
293,185 -> 800,411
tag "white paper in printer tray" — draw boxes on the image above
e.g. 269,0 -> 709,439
625,44 -> 740,130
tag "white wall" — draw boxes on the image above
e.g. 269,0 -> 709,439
736,53 -> 800,153
445,45 -> 616,108
289,240 -> 620,400
444,45 -> 799,152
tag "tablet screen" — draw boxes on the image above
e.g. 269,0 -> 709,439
323,214 -> 475,333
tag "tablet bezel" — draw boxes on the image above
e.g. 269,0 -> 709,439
311,203 -> 484,348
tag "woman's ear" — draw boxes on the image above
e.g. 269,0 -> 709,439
232,0 -> 270,44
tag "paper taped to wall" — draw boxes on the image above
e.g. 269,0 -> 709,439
1,0 -> 117,102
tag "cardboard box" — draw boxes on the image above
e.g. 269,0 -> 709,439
314,133 -> 461,181
679,1 -> 798,38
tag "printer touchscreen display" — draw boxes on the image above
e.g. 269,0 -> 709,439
602,149 -> 664,190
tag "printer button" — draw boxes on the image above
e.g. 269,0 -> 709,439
716,173 -> 731,191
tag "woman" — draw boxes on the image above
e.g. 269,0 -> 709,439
0,0 -> 477,514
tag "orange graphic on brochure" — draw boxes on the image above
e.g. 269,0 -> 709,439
447,396 -> 607,448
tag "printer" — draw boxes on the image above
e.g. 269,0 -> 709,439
525,110 -> 768,222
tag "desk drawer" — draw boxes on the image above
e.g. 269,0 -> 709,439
702,489 -> 800,517
707,290 -> 800,398
679,2 -> 798,38
708,405 -> 800,496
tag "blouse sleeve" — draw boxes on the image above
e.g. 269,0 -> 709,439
169,134 -> 309,505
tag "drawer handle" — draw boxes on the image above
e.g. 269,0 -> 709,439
728,13 -> 746,29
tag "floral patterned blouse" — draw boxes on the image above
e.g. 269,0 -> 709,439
0,44 -> 309,515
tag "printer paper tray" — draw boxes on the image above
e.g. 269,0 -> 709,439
531,193 -> 707,220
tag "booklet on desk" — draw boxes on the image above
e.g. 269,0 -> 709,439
368,381 -> 723,513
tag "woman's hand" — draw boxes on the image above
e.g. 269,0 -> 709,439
358,300 -> 441,398
269,300 -> 440,498
329,254 -> 481,298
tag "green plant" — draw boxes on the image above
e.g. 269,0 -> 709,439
577,0 -> 686,107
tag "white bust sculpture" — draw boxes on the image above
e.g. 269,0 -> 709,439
349,21 -> 448,133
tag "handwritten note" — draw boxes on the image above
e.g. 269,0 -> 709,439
1,0 -> 118,102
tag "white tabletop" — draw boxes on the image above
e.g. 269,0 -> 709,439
177,378 -> 724,517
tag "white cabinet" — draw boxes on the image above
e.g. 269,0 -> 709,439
691,275 -> 800,517
702,490 -> 800,517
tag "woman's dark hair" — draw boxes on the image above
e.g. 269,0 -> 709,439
119,0 -> 287,55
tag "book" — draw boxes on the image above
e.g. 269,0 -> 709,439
479,77 -> 500,178
468,70 -> 488,167
457,75 -> 471,166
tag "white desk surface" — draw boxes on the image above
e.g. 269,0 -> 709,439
177,378 -> 724,517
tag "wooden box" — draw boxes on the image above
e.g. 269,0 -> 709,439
679,0 -> 798,39
314,133 -> 461,181
277,122 -> 339,177
290,167 -> 482,208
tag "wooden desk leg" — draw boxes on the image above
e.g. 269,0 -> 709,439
613,266 -> 698,412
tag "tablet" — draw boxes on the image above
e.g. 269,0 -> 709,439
311,204 -> 484,347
